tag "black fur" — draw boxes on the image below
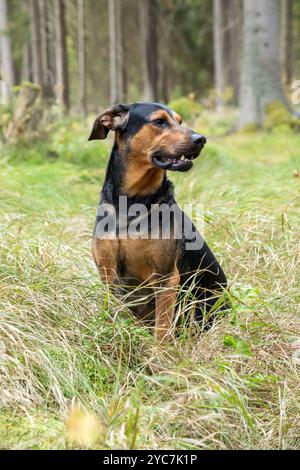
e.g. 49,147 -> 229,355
93,102 -> 228,325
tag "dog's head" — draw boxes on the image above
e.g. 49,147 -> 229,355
89,102 -> 206,173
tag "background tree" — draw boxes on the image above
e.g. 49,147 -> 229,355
2,0 -> 300,116
165,0 -> 214,99
213,0 -> 225,110
39,0 -> 55,99
140,0 -> 159,102
78,0 -> 86,114
281,0 -> 293,87
0,0 -> 16,91
21,0 -> 31,83
223,0 -> 242,104
54,0 -> 69,111
29,0 -> 43,88
108,0 -> 124,104
239,0 -> 289,127
157,2 -> 176,103
213,0 -> 242,108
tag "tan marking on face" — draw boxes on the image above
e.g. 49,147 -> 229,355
122,111 -> 190,197
149,110 -> 175,124
173,112 -> 183,125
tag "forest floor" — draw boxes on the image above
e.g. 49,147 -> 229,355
0,114 -> 299,449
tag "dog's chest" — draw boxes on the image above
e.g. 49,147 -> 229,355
93,237 -> 178,285
119,238 -> 177,281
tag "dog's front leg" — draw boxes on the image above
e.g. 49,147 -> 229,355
92,238 -> 119,285
154,268 -> 180,343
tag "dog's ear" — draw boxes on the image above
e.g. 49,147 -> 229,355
88,104 -> 130,141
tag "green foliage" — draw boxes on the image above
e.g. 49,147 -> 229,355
264,101 -> 296,130
168,95 -> 203,122
0,116 -> 110,167
0,118 -> 300,449
223,335 -> 252,357
168,0 -> 214,95
195,107 -> 239,136
238,123 -> 260,134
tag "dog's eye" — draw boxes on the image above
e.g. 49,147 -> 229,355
152,118 -> 168,126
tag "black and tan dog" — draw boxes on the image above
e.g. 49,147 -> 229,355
89,102 -> 228,342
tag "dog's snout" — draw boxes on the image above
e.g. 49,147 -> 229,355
192,133 -> 206,146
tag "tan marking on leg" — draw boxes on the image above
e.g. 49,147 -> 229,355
154,265 -> 180,343
92,238 -> 119,284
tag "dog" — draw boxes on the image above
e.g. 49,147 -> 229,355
89,102 -> 228,342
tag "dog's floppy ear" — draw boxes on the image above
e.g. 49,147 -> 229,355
88,104 -> 130,141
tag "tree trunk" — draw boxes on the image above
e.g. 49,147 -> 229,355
0,0 -> 16,91
213,0 -> 225,110
21,0 -> 32,82
30,0 -> 43,87
115,0 -> 124,102
108,0 -> 124,104
223,0 -> 242,104
140,0 -> 159,102
78,0 -> 86,114
47,0 -> 57,94
4,82 -> 40,142
39,0 -> 55,99
281,0 -> 293,87
239,0 -> 288,127
157,2 -> 175,104
21,42 -> 31,82
54,0 -> 69,111
108,0 -> 117,104
39,0 -> 47,87
160,62 -> 169,104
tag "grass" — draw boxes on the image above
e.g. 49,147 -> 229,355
0,114 -> 300,449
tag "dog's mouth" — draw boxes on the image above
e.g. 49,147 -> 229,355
151,150 -> 202,172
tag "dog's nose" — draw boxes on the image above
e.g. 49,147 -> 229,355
192,133 -> 206,146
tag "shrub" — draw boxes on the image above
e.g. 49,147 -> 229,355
263,101 -> 297,130
168,95 -> 203,123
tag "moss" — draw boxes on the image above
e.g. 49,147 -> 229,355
263,101 -> 294,130
238,123 -> 260,134
21,81 -> 41,91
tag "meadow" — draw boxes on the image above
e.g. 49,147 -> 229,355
0,111 -> 299,449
